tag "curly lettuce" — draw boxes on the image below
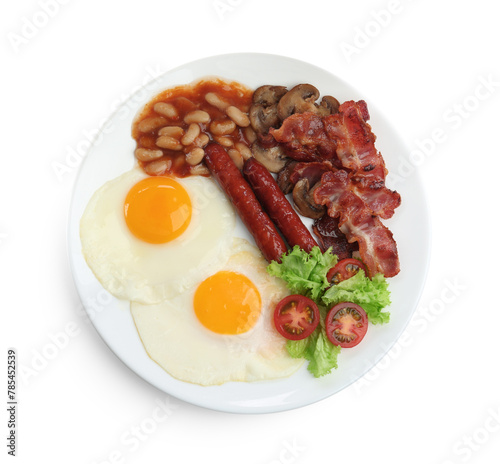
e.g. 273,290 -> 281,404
322,270 -> 391,324
267,246 -> 337,301
267,246 -> 391,377
286,325 -> 342,378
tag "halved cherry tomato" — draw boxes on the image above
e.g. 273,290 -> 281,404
325,302 -> 368,348
273,295 -> 320,341
327,258 -> 368,284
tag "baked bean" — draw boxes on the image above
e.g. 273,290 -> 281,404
210,119 -> 236,136
143,158 -> 172,176
172,155 -> 186,170
181,123 -> 201,146
133,78 -> 253,177
186,147 -> 205,166
194,134 -> 210,148
228,148 -> 244,170
156,135 -> 183,150
226,106 -> 250,127
184,110 -> 211,124
205,92 -> 229,111
135,148 -> 163,162
175,97 -> 196,110
137,116 -> 168,133
235,142 -> 252,160
158,126 -> 184,138
213,136 -> 234,147
190,164 -> 210,176
154,102 -> 179,119
243,126 -> 257,144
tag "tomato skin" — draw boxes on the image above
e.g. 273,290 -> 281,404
327,258 -> 368,284
273,295 -> 320,341
325,302 -> 368,348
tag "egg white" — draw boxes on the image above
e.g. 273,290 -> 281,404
131,239 -> 304,386
80,167 -> 235,304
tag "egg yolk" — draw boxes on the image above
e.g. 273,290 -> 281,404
124,177 -> 192,244
193,271 -> 262,335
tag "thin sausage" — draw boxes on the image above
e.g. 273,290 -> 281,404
204,143 -> 287,263
243,157 -> 318,252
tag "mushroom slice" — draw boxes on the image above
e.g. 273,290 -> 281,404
249,85 -> 288,135
292,178 -> 326,219
319,95 -> 340,115
253,84 -> 288,106
251,141 -> 288,173
276,160 -> 298,195
277,84 -> 321,121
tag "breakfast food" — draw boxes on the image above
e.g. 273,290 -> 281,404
242,157 -> 318,252
324,302 -> 368,348
80,75 -> 401,385
204,142 -> 287,263
131,78 -> 255,177
80,167 -> 235,304
267,99 -> 400,277
129,79 -> 400,277
131,239 -> 303,385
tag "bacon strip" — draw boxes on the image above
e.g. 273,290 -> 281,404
323,100 -> 382,175
270,100 -> 400,275
287,160 -> 400,220
289,161 -> 336,186
351,181 -> 401,220
272,101 -> 400,219
312,214 -> 358,260
323,100 -> 400,218
313,171 -> 400,277
270,112 -> 339,163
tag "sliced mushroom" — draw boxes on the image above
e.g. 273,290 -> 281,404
292,178 -> 326,219
249,85 -> 288,135
277,84 -> 342,120
253,85 -> 288,106
251,141 -> 288,173
319,95 -> 340,115
276,160 -> 298,195
277,84 -> 321,121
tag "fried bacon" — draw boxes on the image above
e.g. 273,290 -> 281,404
289,161 -> 335,186
270,112 -> 339,163
323,100 -> 400,219
272,101 -> 401,219
313,171 -> 400,278
323,100 -> 381,175
286,162 -> 400,221
312,214 -> 358,261
351,180 -> 401,220
269,99 -> 400,277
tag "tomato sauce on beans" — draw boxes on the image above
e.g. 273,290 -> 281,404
132,78 -> 254,177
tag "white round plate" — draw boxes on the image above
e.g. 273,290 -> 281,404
68,53 -> 430,414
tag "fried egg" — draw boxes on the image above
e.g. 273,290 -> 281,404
131,239 -> 304,385
80,167 -> 235,304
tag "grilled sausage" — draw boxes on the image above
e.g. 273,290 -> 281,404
243,157 -> 318,252
204,143 -> 287,263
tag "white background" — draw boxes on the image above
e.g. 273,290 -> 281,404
2,0 -> 499,463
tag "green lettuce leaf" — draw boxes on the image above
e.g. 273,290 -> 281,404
267,246 -> 337,301
322,270 -> 391,324
268,247 -> 392,377
286,337 -> 309,359
286,327 -> 341,378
